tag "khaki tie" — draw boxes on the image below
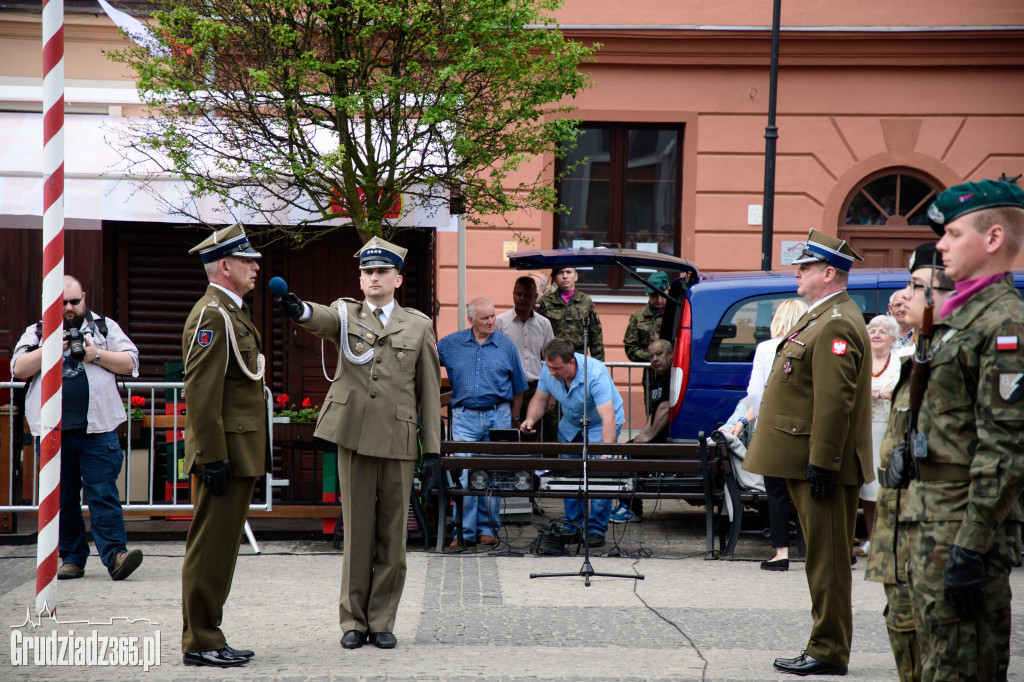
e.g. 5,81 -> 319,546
373,307 -> 385,331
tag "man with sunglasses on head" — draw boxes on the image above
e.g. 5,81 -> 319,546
12,275 -> 143,582
863,242 -> 954,682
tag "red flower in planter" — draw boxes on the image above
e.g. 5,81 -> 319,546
301,397 -> 313,408
130,395 -> 146,408
275,393 -> 290,408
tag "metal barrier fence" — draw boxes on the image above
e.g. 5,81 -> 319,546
1,381 -> 283,514
606,361 -> 650,437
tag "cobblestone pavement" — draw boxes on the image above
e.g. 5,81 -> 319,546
0,502 -> 1021,680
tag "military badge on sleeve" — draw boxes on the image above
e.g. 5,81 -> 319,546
831,339 -> 847,356
998,373 -> 1024,404
198,330 -> 213,347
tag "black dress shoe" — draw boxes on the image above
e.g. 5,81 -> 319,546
183,650 -> 249,667
340,630 -> 365,649
773,652 -> 847,676
370,632 -> 397,649
760,558 -> 789,571
223,643 -> 255,659
586,533 -> 605,548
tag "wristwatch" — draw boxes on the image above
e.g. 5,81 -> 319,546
93,349 -> 102,364
738,417 -> 748,429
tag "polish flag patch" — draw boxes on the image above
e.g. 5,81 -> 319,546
996,336 -> 1018,352
831,339 -> 847,355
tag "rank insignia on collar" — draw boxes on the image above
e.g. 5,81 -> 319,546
999,373 -> 1024,403
832,339 -> 847,355
783,361 -> 792,374
198,330 -> 213,347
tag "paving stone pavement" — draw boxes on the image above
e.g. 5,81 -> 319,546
0,505 -> 1021,680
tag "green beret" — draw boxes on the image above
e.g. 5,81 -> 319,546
927,179 -> 1024,236
644,271 -> 670,294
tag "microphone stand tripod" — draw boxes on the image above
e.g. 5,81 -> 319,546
530,317 -> 644,586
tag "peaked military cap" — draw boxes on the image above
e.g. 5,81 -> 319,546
644,271 -> 670,294
189,223 -> 261,263
356,236 -> 406,271
791,228 -> 863,272
926,179 -> 1024,236
908,242 -> 944,273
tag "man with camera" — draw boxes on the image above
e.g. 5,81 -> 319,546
11,275 -> 143,581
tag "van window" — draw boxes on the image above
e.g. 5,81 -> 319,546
706,293 -> 802,363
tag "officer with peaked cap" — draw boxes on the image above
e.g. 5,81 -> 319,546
180,223 -> 269,667
903,179 -> 1024,681
279,235 -> 441,650
744,228 -> 874,676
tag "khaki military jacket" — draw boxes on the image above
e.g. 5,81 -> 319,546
902,275 -> 1024,553
181,286 -> 269,477
744,291 -> 874,485
623,305 -> 664,362
302,299 -> 441,460
536,289 -> 604,360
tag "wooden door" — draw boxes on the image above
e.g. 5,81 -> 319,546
839,226 -> 936,269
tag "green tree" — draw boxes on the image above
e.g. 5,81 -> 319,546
112,0 -> 594,244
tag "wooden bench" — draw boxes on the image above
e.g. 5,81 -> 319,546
431,435 -> 738,557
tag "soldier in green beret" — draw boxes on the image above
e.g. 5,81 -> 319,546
901,179 -> 1024,681
536,267 -> 604,361
864,242 -> 955,682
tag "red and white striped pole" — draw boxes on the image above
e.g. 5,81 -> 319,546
37,0 -> 65,617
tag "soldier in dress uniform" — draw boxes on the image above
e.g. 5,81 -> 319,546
536,266 -> 604,360
901,180 -> 1024,682
279,236 -> 441,651
744,228 -> 874,677
180,223 -> 268,668
864,242 -> 955,682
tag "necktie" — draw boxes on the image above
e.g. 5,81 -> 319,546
373,307 -> 385,330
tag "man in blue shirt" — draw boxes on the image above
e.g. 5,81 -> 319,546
519,338 -> 625,548
437,298 -> 528,547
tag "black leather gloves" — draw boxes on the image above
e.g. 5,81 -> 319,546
201,458 -> 233,496
279,293 -> 305,322
944,545 -> 985,620
806,464 -> 836,501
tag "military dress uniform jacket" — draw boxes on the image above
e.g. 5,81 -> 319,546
623,305 -> 663,362
900,274 -> 1024,552
536,289 -> 604,361
302,299 -> 441,459
181,286 -> 269,477
744,291 -> 874,486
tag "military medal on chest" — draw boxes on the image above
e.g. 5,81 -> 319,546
783,360 -> 792,374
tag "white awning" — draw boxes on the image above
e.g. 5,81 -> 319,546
0,112 -> 456,230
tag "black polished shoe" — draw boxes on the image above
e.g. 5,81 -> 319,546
183,649 -> 249,667
369,632 -> 397,649
586,533 -> 605,548
760,558 -> 789,571
773,652 -> 847,676
223,643 -> 254,659
340,630 -> 365,649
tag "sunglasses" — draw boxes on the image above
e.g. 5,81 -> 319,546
63,297 -> 83,306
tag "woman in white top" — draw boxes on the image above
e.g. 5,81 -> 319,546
730,298 -> 808,570
856,314 -> 902,557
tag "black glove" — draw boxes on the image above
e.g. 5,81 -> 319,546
279,292 -> 305,322
201,458 -> 232,496
806,464 -> 836,501
944,545 -> 985,621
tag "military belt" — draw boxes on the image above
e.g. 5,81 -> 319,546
916,462 -> 971,482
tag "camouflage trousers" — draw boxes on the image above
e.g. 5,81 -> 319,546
883,582 -> 921,682
905,519 -> 1021,682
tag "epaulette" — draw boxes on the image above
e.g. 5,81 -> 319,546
404,307 -> 431,321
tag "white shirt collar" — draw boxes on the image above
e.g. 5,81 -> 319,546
808,290 -> 842,312
210,283 -> 244,308
369,299 -> 396,325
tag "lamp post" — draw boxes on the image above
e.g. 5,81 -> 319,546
760,0 -> 782,272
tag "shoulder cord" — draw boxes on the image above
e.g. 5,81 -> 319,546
322,300 -> 374,382
184,303 -> 265,381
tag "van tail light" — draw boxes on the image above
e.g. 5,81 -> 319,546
668,297 -> 692,422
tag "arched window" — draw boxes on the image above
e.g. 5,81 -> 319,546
838,168 -> 943,268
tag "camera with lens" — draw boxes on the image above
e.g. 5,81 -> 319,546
65,327 -> 86,362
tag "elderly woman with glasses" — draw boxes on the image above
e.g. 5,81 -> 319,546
856,314 -> 902,557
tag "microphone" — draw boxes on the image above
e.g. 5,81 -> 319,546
268,276 -> 288,297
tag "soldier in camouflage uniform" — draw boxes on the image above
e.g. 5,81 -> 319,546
536,267 -> 604,361
865,242 -> 955,682
899,180 -> 1024,682
623,271 -> 670,413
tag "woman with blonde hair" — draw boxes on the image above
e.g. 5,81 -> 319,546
730,297 -> 808,570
